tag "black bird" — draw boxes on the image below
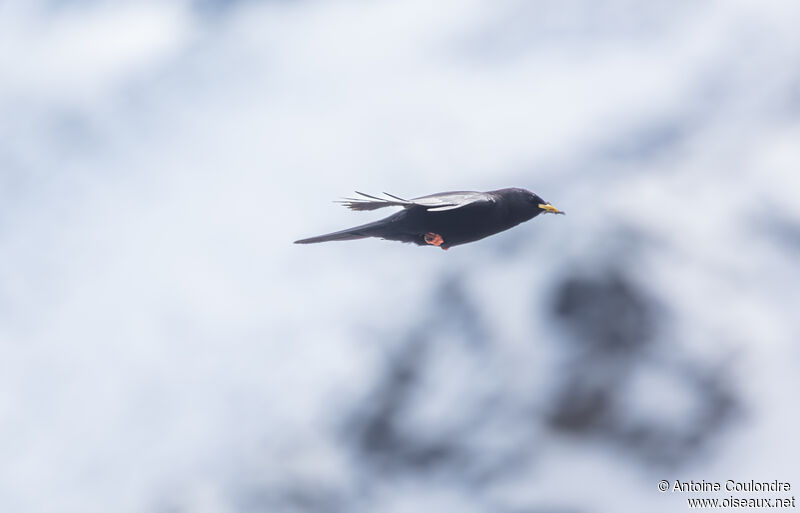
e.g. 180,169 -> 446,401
294,188 -> 564,250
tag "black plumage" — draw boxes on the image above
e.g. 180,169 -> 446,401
294,188 -> 564,250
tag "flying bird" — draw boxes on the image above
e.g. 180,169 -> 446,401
294,188 -> 564,250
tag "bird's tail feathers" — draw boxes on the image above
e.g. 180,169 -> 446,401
294,219 -> 387,244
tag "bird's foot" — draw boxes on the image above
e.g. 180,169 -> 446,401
424,232 -> 446,249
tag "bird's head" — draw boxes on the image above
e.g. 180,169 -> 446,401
521,189 -> 565,216
492,188 -> 565,223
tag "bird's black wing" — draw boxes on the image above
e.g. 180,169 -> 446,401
338,191 -> 494,212
409,191 -> 495,211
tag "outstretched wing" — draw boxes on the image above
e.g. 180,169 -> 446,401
409,191 -> 495,211
338,191 -> 494,212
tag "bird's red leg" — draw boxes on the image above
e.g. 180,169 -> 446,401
424,232 -> 445,249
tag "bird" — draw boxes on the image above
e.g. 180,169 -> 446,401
294,187 -> 564,250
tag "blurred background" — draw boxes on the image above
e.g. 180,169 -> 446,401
2,1 -> 799,512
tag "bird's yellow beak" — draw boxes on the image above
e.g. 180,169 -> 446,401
539,203 -> 565,215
